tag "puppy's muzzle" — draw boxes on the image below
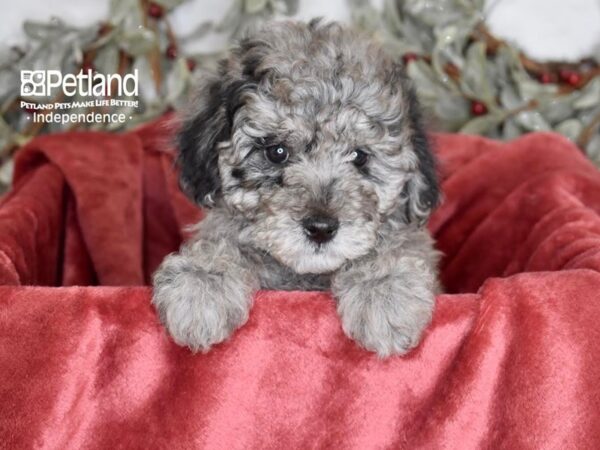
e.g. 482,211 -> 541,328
302,215 -> 339,244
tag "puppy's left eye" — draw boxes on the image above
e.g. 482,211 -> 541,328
265,145 -> 289,164
350,148 -> 369,167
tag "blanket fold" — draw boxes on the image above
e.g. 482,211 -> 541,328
1,120 -> 599,449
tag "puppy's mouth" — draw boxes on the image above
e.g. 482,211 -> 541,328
276,242 -> 348,274
272,220 -> 376,275
243,209 -> 378,275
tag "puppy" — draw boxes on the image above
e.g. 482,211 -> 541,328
152,20 -> 440,357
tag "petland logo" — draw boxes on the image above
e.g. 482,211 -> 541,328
20,69 -> 140,125
20,69 -> 139,97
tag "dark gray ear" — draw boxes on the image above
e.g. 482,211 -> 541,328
401,81 -> 440,225
177,76 -> 229,207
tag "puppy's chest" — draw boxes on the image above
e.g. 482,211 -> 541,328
254,254 -> 331,291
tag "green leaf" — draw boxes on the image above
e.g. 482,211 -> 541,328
460,113 -> 504,135
153,0 -> 187,8
109,0 -> 139,25
502,119 -> 522,140
245,0 -> 269,14
94,45 -> 120,75
133,56 -> 159,103
401,15 -> 435,52
538,94 -> 577,125
13,133 -> 32,147
0,46 -> 21,70
499,84 -> 523,109
586,134 -> 600,164
0,69 -> 19,104
514,111 -> 551,132
179,21 -> 214,43
23,19 -> 72,41
165,58 -> 191,105
404,0 -> 464,27
496,47 -> 558,101
433,92 -> 470,131
555,119 -> 584,142
381,0 -> 406,36
574,78 -> 600,110
0,116 -> 12,143
117,27 -> 157,56
0,159 -> 14,188
460,41 -> 495,103
579,105 -> 600,125
407,60 -> 441,100
515,76 -> 558,101
216,0 -> 244,33
283,0 -> 300,15
88,26 -> 117,50
351,3 -> 381,31
45,40 -> 70,72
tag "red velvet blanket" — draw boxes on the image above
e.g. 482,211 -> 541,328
1,120 -> 600,449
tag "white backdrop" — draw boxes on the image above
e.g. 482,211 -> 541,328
1,0 -> 600,62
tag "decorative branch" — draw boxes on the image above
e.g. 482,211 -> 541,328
1,0 -> 599,192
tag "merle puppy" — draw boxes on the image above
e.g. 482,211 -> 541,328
153,20 -> 440,357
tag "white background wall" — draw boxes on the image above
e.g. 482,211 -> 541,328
1,0 -> 600,62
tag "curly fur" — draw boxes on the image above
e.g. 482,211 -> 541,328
153,20 -> 441,357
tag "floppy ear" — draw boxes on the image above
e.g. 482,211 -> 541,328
401,81 -> 440,225
177,75 -> 229,207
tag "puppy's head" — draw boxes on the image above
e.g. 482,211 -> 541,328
178,20 -> 439,274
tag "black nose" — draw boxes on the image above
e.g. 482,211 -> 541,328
302,215 -> 339,244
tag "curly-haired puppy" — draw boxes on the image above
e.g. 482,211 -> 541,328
152,20 -> 440,357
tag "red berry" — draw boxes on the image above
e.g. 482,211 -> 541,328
148,2 -> 164,19
186,58 -> 197,71
82,61 -> 94,73
470,100 -> 488,116
566,72 -> 581,86
558,69 -> 571,81
166,44 -> 177,60
558,69 -> 573,81
558,69 -> 582,86
539,72 -> 556,84
402,52 -> 419,65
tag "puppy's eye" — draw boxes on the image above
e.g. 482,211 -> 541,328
265,145 -> 289,164
350,148 -> 369,167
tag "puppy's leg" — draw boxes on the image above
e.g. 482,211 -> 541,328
332,228 -> 439,357
152,235 -> 259,352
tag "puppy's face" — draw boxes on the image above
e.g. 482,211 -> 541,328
178,21 -> 439,274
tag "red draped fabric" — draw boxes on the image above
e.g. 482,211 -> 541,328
1,119 -> 599,449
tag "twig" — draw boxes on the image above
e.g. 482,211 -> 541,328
140,0 -> 163,94
578,110 -> 600,149
505,99 -> 539,119
473,21 -> 600,93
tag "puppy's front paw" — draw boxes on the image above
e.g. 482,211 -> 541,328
152,254 -> 257,352
335,281 -> 435,357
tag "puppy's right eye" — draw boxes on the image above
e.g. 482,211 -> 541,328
265,145 -> 289,164
350,148 -> 369,167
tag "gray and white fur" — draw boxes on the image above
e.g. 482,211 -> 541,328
152,20 -> 441,358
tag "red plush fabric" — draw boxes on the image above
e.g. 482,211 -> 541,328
1,120 -> 600,449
